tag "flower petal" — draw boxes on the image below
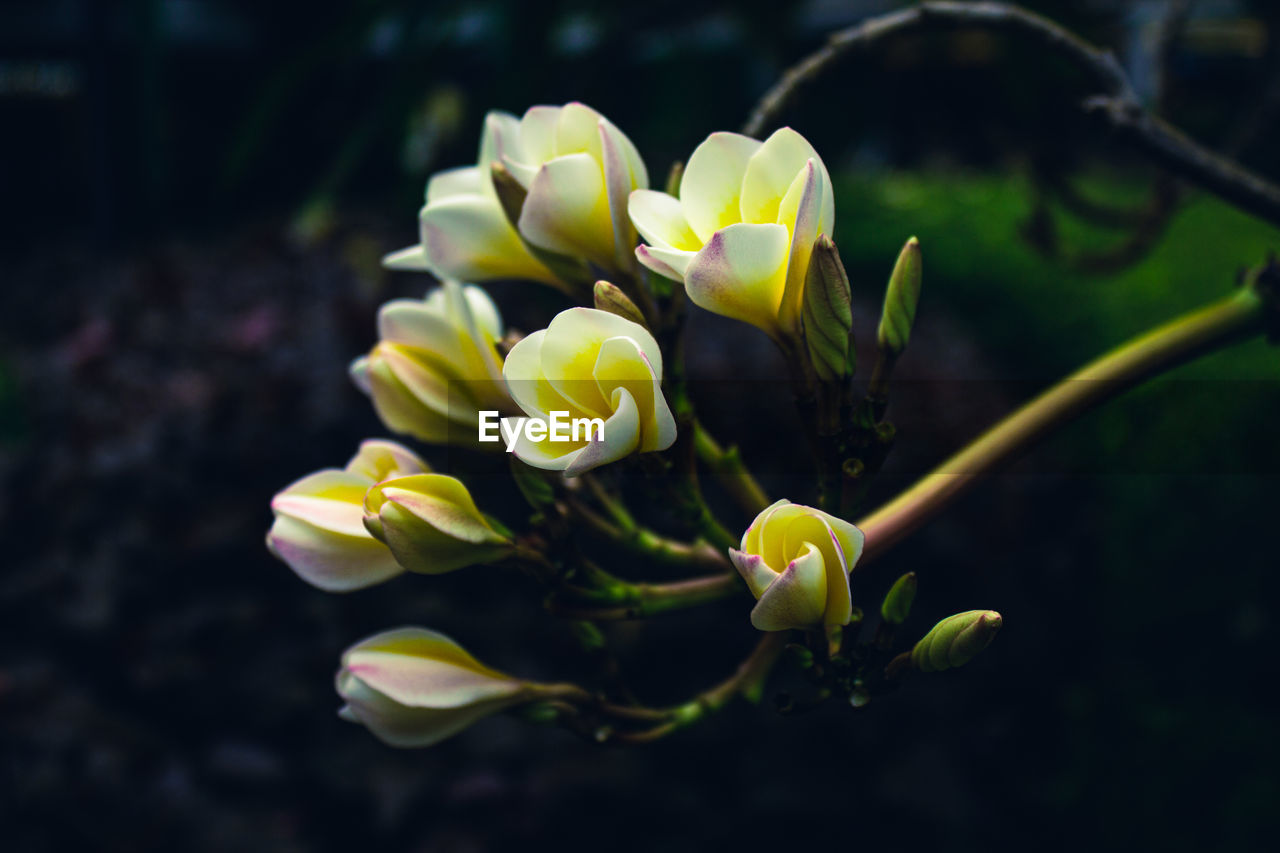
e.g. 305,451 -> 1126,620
502,330 -> 572,419
679,131 -> 759,242
591,335 -> 675,453
775,159 -> 823,336
560,385 -> 642,476
478,111 -> 521,172
345,440 -> 429,482
338,671 -> 516,747
516,153 -> 615,268
341,627 -> 524,708
600,121 -> 642,269
267,514 -> 405,592
629,189 -> 701,252
739,127 -> 828,226
730,548 -> 779,599
684,222 -> 790,336
382,245 -> 430,271
636,244 -> 696,282
749,542 -> 828,631
538,308 -> 663,414
419,195 -> 557,284
426,165 -> 486,204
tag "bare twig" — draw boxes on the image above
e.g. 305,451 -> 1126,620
742,1 -> 1280,228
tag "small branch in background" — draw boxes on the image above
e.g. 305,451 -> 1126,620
743,1 -> 1280,229
692,421 -> 771,517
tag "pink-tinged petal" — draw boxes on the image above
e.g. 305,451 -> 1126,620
349,356 -> 372,394
267,514 -> 404,592
341,627 -> 524,708
749,543 -> 828,631
561,385 -> 642,476
382,245 -> 430,271
775,159 -> 823,336
679,131 -> 760,242
337,670 -> 516,747
517,153 -> 615,269
425,165 -> 486,204
600,114 -> 648,190
739,127 -> 826,225
600,122 -> 640,269
731,548 -> 779,599
629,189 -> 701,252
635,244 -> 695,282
684,222 -> 790,336
377,299 -> 458,351
419,194 -> 558,284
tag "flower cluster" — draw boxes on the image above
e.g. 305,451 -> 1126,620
269,100 -> 996,750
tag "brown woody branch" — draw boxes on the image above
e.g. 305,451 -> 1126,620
742,1 -> 1280,229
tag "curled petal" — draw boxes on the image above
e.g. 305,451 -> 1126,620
684,222 -> 790,337
636,244 -> 695,282
382,245 -> 430,271
426,165 -> 486,204
739,127 -> 830,227
750,543 -> 828,632
730,549 -> 778,599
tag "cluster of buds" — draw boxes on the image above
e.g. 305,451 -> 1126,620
268,101 -> 999,750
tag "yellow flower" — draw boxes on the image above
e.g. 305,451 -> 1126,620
266,441 -> 428,592
336,627 -> 532,747
350,281 -> 514,447
730,499 -> 865,632
386,102 -> 648,282
362,474 -> 513,574
629,127 -> 834,340
501,307 -> 676,475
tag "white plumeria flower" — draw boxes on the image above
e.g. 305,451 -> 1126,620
336,627 -> 533,748
386,102 -> 648,283
350,281 -> 514,447
730,499 -> 865,632
266,440 -> 429,592
501,307 -> 676,476
629,127 -> 835,340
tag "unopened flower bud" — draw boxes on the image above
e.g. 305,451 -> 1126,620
266,440 -> 429,592
593,280 -> 648,327
363,474 -> 513,574
336,627 -> 532,747
879,572 -> 917,626
803,234 -> 854,382
877,236 -> 922,358
911,610 -> 1002,672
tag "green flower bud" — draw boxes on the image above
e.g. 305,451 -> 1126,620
802,234 -> 855,382
877,236 -> 922,358
593,280 -> 648,328
879,572 -> 918,626
363,473 -> 514,574
911,610 -> 1002,673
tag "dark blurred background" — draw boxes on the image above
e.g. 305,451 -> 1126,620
3,0 -> 1280,850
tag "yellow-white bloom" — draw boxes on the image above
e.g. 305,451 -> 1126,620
730,499 -> 865,632
502,102 -> 649,274
629,127 -> 834,339
386,102 -> 648,282
350,281 -> 514,447
384,116 -> 558,285
363,473 -> 513,574
502,308 -> 676,476
266,441 -> 429,592
337,627 -> 532,747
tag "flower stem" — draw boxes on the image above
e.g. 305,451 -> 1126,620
548,571 -> 744,620
856,285 -> 1269,563
693,421 -> 772,516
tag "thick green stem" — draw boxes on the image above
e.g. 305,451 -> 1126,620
693,422 -> 772,516
549,571 -> 745,620
565,495 -> 729,571
857,287 -> 1268,563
